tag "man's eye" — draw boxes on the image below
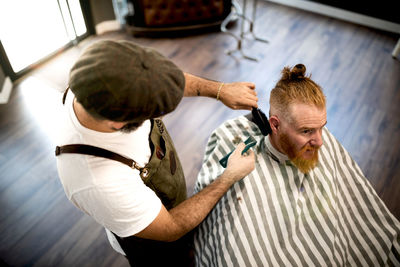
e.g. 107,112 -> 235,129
302,129 -> 313,134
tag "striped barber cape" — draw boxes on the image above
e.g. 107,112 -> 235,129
194,116 -> 400,267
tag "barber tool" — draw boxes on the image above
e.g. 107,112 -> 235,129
219,135 -> 257,168
219,108 -> 272,168
251,107 -> 272,136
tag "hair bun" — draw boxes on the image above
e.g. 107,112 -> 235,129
290,64 -> 306,80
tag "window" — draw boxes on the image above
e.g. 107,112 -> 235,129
0,0 -> 92,80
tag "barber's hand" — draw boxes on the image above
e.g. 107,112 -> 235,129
223,143 -> 255,183
219,82 -> 258,110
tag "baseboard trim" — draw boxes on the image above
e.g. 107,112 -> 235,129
264,0 -> 400,34
0,77 -> 12,104
95,20 -> 121,35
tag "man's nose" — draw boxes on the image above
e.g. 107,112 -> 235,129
310,131 -> 323,147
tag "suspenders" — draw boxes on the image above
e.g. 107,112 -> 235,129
55,144 -> 149,179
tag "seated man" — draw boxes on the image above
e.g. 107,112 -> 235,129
194,64 -> 400,266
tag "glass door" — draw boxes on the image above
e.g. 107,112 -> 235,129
0,0 -> 91,80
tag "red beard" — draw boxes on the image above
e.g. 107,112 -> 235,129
279,133 -> 320,174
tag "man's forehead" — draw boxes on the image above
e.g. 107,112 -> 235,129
289,103 -> 327,128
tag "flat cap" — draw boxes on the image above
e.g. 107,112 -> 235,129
69,40 -> 185,122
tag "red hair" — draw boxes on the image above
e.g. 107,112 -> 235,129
270,64 -> 326,121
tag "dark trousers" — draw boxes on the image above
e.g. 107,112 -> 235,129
114,232 -> 195,267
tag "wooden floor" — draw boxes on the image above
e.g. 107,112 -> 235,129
1,1 -> 399,266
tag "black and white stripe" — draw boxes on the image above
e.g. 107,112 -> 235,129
194,116 -> 400,267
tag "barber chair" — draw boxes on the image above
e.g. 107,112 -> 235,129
124,0 -> 233,36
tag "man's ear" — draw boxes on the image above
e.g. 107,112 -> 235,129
269,116 -> 280,134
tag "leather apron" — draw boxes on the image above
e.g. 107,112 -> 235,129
55,118 -> 193,266
113,119 -> 194,267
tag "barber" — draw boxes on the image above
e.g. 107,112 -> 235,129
55,40 -> 257,266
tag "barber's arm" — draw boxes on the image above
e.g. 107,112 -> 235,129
183,73 -> 258,110
134,142 -> 255,242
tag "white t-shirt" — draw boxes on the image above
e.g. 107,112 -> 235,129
56,92 -> 162,255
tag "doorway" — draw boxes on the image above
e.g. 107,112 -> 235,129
0,0 -> 94,81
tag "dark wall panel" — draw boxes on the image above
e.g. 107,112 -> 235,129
309,0 -> 399,23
